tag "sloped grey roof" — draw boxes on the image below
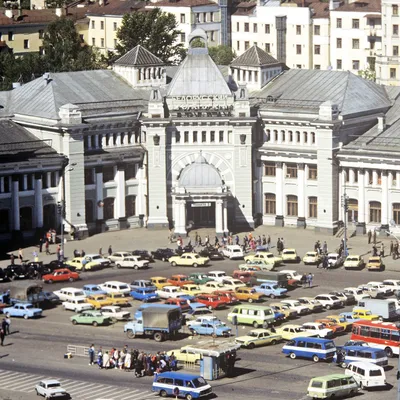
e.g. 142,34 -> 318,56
252,69 -> 391,116
10,70 -> 150,120
231,45 -> 280,67
179,154 -> 222,188
167,47 -> 232,97
114,45 -> 164,67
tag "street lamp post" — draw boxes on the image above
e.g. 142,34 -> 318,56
341,186 -> 349,257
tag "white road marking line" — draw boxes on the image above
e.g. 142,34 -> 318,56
0,371 -> 24,382
0,374 -> 35,386
107,389 -> 142,400
5,376 -> 46,390
77,386 -> 118,399
63,381 -> 94,393
67,383 -> 100,394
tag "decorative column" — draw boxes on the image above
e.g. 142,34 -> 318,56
215,199 -> 223,234
356,169 -> 366,234
173,198 -> 180,232
275,162 -> 284,226
94,135 -> 99,149
34,173 -> 43,230
174,199 -> 186,235
349,168 -> 355,184
223,199 -> 228,233
12,175 -> 20,231
339,168 -> 345,222
381,171 -> 389,230
297,163 -> 306,228
95,166 -> 104,233
115,164 -> 127,229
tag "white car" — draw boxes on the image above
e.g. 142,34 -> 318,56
343,287 -> 371,302
382,279 -> 400,291
115,256 -> 149,270
53,287 -> 87,302
357,285 -> 381,298
221,245 -> 244,259
281,299 -> 310,315
156,286 -> 186,299
207,271 -> 228,282
366,282 -> 393,296
108,251 -> 132,263
62,298 -> 93,312
84,254 -> 111,268
101,305 -> 130,321
35,380 -> 69,399
199,281 -> 228,293
99,281 -> 131,295
301,322 -> 334,338
297,297 -> 324,312
327,253 -> 344,268
314,294 -> 342,310
280,270 -> 302,282
221,278 -> 246,291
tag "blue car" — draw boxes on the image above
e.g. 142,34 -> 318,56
83,284 -> 107,296
274,311 -> 286,322
189,321 -> 231,337
339,312 -> 362,324
130,287 -> 159,302
254,282 -> 287,298
3,303 -> 42,319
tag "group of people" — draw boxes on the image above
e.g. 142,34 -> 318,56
90,345 -> 177,377
300,273 -> 314,288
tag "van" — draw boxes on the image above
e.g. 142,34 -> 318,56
307,374 -> 359,399
227,304 -> 275,328
221,245 -> 244,260
333,345 -> 388,367
282,337 -> 336,363
356,298 -> 397,321
345,361 -> 386,389
152,371 -> 212,399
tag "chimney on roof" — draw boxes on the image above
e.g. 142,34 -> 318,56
5,9 -> 13,19
377,115 -> 386,133
43,72 -> 51,85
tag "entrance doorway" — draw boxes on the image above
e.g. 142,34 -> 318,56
187,202 -> 215,228
43,204 -> 57,230
347,199 -> 358,224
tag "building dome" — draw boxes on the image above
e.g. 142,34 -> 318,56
179,155 -> 222,188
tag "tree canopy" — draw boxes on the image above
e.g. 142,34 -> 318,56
188,39 -> 236,65
116,8 -> 185,64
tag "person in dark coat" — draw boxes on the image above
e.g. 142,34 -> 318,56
368,230 -> 372,244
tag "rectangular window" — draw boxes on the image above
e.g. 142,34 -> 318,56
265,24 -> 270,34
393,203 -> 400,225
314,45 -> 320,55
24,39 -> 29,49
369,201 -> 381,223
103,166 -> 114,183
287,195 -> 298,216
352,39 -> 360,49
211,31 -> 215,41
286,164 -> 298,179
101,38 -> 104,47
308,166 -> 317,180
264,162 -> 276,176
393,4 -> 399,15
181,33 -> 186,42
92,38 -> 95,46
202,131 -> 206,143
352,60 -> 360,70
296,44 -> 301,55
91,20 -> 95,29
394,46 -> 399,56
394,25 -> 399,35
38,29 -> 44,39
296,25 -> 301,35
184,131 -> 189,143
8,31 -> 14,41
84,169 -> 94,185
219,131 -> 224,143
337,59 -> 342,69
337,38 -> 342,48
245,41 -> 250,50
244,23 -> 249,32
253,23 -> 257,33
309,197 -> 318,218
265,193 -> 276,214
337,18 -> 342,28
210,131 -> 215,142
100,21 -> 104,30
113,22 -> 117,31
315,65 -> 321,69
265,43 -> 270,53
391,68 -> 397,79
195,13 -> 200,23
352,19 -> 360,29
180,13 -> 185,23
237,22 -> 239,32
125,164 -> 136,180
193,131 -> 198,143
314,25 -> 320,35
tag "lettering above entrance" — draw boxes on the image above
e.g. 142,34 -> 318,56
191,202 -> 212,207
169,94 -> 234,112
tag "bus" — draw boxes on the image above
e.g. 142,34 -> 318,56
350,320 -> 400,357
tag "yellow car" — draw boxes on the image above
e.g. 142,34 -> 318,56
275,324 -> 318,341
270,302 -> 298,319
344,255 -> 364,270
234,287 -> 265,303
366,257 -> 384,271
281,249 -> 300,263
235,328 -> 282,349
107,292 -> 132,306
168,253 -> 209,268
181,284 -> 205,296
352,308 -> 379,321
325,315 -> 353,331
302,252 -> 322,265
150,276 -> 169,290
65,257 -> 100,271
167,346 -> 202,364
86,294 -> 113,309
244,252 -> 282,267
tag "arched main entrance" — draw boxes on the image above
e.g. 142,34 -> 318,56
43,204 -> 57,230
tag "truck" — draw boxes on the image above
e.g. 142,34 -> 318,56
124,304 -> 182,342
0,282 -> 51,308
250,272 -> 289,288
356,298 -> 398,321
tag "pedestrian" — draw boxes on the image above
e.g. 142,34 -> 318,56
380,243 -> 385,258
45,240 -> 50,255
368,230 -> 372,244
372,245 -> 377,256
56,245 -> 61,261
373,230 -> 377,245
89,344 -> 95,365
108,245 -> 112,256
277,238 -> 281,254
301,273 -> 307,288
322,241 -> 328,255
307,273 -> 313,288
97,347 -> 103,369
390,241 -> 394,256
0,325 -> 4,346
267,235 -> 271,246
214,236 -> 219,246
5,313 -> 10,335
81,249 -> 85,257
322,256 -> 329,270
99,248 -> 102,256
102,351 -> 110,369
39,238 -> 43,253
18,248 -> 23,264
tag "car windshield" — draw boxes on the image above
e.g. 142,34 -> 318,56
91,287 -> 100,292
325,342 -> 335,350
347,257 -> 358,261
158,279 -> 167,284
75,291 -> 85,296
306,253 -> 315,257
248,331 -> 259,337
192,377 -> 207,388
291,301 -> 301,307
249,289 -> 256,294
272,285 -> 279,289
265,254 -> 274,258
365,311 -> 372,315
338,318 -> 345,322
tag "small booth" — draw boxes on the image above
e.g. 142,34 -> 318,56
184,340 -> 240,380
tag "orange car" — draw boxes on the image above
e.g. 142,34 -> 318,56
42,268 -> 79,284
315,318 -> 346,335
167,274 -> 194,287
234,287 -> 265,303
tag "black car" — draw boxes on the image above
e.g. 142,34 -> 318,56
4,264 -> 31,280
27,291 -> 61,308
0,268 -> 10,282
151,248 -> 177,262
44,260 -> 77,273
131,250 -> 154,262
198,247 -> 224,260
176,244 -> 195,256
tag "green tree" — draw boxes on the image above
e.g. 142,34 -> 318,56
116,8 -> 184,64
208,45 -> 236,65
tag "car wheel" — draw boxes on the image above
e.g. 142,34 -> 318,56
289,352 -> 296,359
92,321 -> 98,327
171,261 -> 177,267
72,320 -> 77,325
326,305 -> 331,310
48,279 -> 53,284
126,329 -> 135,339
378,316 -> 384,322
186,394 -> 193,400
248,298 -> 254,303
68,278 -> 74,282
312,355 -> 319,363
154,332 -> 163,342
75,309 -> 80,313
160,390 -> 167,398
190,329 -> 197,336
134,265 -> 139,270
270,294 -> 275,299
341,362 -> 347,369
246,260 -> 251,264
116,264 -> 121,269
193,263 -> 198,268
253,321 -> 259,328
248,342 -> 256,349
271,339 -> 277,345
23,314 -> 29,320
385,347 -> 394,358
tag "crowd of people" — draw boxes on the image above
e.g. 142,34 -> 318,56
89,345 -> 177,377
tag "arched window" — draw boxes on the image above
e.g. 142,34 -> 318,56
369,201 -> 381,223
104,198 -> 115,220
20,207 -> 33,230
85,200 -> 94,223
281,130 -> 285,142
393,203 -> 400,225
264,193 -> 276,214
125,195 -> 136,217
0,209 -> 10,233
287,195 -> 298,216
308,197 -> 317,218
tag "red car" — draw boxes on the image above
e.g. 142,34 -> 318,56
164,298 -> 191,312
212,290 -> 239,305
195,294 -> 228,310
232,270 -> 255,285
167,274 -> 194,287
42,268 -> 79,284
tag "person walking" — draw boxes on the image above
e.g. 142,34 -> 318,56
56,245 -> 61,262
307,273 -> 313,288
380,243 -> 385,258
18,248 -> 23,264
10,254 -> 15,265
5,313 -> 10,335
39,238 -> 43,253
89,344 -> 95,365
301,273 -> 307,288
108,245 -> 112,256
373,230 -> 377,245
97,347 -> 103,369
390,241 -> 394,256
368,230 -> 372,244
322,256 -> 329,270
0,324 -> 4,346
45,240 -> 50,255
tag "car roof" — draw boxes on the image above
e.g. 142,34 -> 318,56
209,270 -> 226,274
163,285 -> 180,290
290,337 -> 333,343
58,287 -> 79,291
342,345 -> 382,352
283,249 -> 296,252
347,361 -> 383,370
40,379 -> 61,385
83,284 -> 100,288
171,274 -> 188,278
310,374 -> 349,382
157,371 -> 203,380
85,254 -> 104,257
151,276 -> 167,280
103,281 -> 129,285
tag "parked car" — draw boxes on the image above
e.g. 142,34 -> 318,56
188,273 -> 213,285
382,279 -> 400,291
199,281 -> 228,293
327,253 -> 344,268
189,321 -> 231,337
212,290 -> 239,305
53,288 -> 86,302
151,248 -> 176,261
169,253 -> 209,268
366,256 -> 384,271
65,257 -> 101,271
314,294 -> 342,310
186,315 -> 223,328
107,252 -> 132,263
4,264 -> 30,280
270,303 -> 298,319
297,297 -> 324,312
107,292 -> 132,306
366,282 -> 393,296
339,312 -> 363,324
82,284 -> 107,296
343,287 -> 371,302
281,299 -> 310,315
351,308 -> 380,321
150,277 -> 170,290
130,287 -> 159,302
221,278 -> 246,291
99,281 -> 131,295
100,305 -> 130,321
198,247 -> 224,260
166,346 -> 202,364
280,270 -> 302,283
221,245 -> 244,260
344,255 -> 364,270
245,252 -> 282,267
168,275 -> 195,287
86,294 -> 114,309
235,328 -> 282,349
328,291 -> 354,305
325,315 -> 353,331
156,286 -> 186,299
130,250 -> 154,262
254,282 -> 287,298
42,269 -> 79,284
130,279 -> 155,290
357,285 -> 382,299
62,298 -> 93,312
207,271 -> 228,282
35,379 -> 70,399
301,322 -> 334,338
302,252 -> 322,265
281,249 -> 300,263
181,284 -> 205,296
70,311 -> 110,326
115,256 -> 149,270
3,303 -> 42,319
82,254 -> 111,269
164,298 -> 191,312
275,324 -> 318,340
314,318 -> 346,335
184,307 -> 214,321
195,294 -> 228,309
234,287 -> 265,303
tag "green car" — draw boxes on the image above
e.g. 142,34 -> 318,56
70,311 -> 110,327
188,273 -> 213,285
